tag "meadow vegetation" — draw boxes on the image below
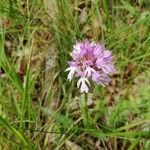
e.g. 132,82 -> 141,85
0,0 -> 150,149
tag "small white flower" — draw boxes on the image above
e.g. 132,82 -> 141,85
84,67 -> 96,77
65,66 -> 77,81
77,77 -> 90,93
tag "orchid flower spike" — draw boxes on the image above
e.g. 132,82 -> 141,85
65,40 -> 116,93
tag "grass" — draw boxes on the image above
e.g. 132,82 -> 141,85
0,0 -> 150,149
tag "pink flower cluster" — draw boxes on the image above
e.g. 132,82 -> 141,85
65,40 -> 115,93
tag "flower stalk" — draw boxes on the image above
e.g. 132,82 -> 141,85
80,93 -> 90,127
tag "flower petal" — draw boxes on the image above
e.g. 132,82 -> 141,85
92,72 -> 110,86
84,67 -> 96,77
77,77 -> 90,93
65,66 -> 77,81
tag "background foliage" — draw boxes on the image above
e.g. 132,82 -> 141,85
0,0 -> 150,149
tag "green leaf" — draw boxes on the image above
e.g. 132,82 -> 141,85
0,115 -> 30,147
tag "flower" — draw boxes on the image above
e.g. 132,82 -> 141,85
65,40 -> 115,93
77,77 -> 90,93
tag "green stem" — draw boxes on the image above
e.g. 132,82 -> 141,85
80,93 -> 90,127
